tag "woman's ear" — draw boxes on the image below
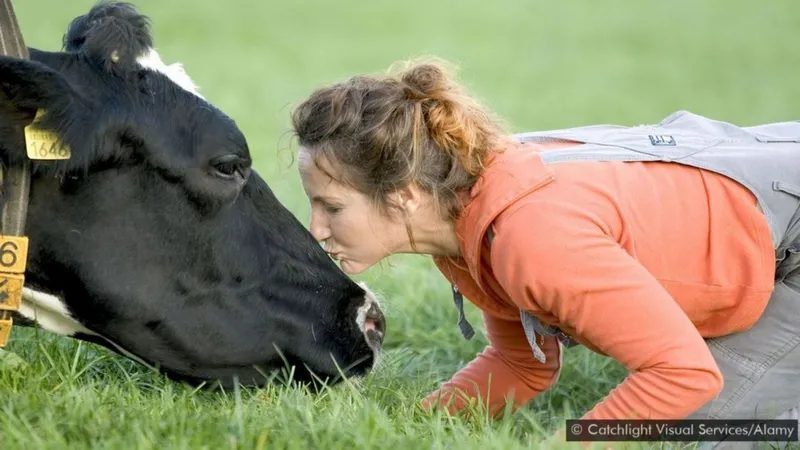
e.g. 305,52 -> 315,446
387,183 -> 424,216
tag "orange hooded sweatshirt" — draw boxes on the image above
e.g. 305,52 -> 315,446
425,140 -> 775,419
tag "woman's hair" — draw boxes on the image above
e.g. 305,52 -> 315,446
291,58 -> 507,221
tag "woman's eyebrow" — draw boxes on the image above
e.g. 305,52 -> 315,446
312,195 -> 340,204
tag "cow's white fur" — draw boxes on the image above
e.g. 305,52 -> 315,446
136,48 -> 204,99
19,288 -> 153,368
354,282 -> 376,331
355,282 -> 383,358
19,287 -> 94,337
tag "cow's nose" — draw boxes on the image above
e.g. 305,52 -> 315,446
362,301 -> 386,351
355,282 -> 386,354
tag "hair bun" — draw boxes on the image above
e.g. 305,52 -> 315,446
394,59 -> 502,176
293,57 -> 505,221
400,63 -> 450,101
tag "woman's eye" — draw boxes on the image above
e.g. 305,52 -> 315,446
324,204 -> 342,214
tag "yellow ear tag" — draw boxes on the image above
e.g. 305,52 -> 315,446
0,235 -> 28,275
0,273 -> 24,312
24,109 -> 72,160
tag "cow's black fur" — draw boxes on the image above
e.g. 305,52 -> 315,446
0,2 -> 379,386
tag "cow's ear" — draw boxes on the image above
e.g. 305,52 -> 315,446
0,56 -> 75,115
63,2 -> 152,73
0,56 -> 77,164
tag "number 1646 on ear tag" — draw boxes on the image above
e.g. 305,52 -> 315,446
24,110 -> 72,160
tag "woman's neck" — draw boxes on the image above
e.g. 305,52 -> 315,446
395,203 -> 461,258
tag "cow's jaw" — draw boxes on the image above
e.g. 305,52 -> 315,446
19,287 -> 94,337
18,288 -> 152,368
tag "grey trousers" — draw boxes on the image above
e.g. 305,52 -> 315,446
688,277 -> 800,421
689,211 -> 800,449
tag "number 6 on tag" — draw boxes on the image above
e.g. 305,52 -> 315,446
0,236 -> 29,274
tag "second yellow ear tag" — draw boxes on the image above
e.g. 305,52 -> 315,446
24,110 -> 72,160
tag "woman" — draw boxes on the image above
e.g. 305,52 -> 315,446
291,59 -> 800,421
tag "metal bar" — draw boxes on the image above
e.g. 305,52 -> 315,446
0,0 -> 28,59
0,0 -> 32,344
0,0 -> 31,236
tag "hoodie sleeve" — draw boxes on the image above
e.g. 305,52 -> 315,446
489,200 -> 723,419
423,313 -> 562,415
424,257 -> 562,415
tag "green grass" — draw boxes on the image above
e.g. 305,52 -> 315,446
3,0 -> 799,448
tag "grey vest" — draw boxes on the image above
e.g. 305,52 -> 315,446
510,110 -> 800,363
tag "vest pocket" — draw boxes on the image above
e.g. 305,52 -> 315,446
755,135 -> 800,143
747,121 -> 800,143
777,245 -> 800,281
773,181 -> 800,199
774,181 -> 800,279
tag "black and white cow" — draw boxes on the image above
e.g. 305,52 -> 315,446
0,2 -> 385,386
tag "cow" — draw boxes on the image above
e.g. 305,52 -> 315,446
0,2 -> 385,387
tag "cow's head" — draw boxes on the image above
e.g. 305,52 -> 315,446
0,2 -> 385,386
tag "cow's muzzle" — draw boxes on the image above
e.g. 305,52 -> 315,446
356,283 -> 386,353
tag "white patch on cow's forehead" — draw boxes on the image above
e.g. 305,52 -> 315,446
136,48 -> 204,99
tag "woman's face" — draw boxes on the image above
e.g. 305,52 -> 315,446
298,149 -> 407,274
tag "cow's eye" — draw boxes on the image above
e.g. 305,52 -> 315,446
214,161 -> 237,177
210,154 -> 250,180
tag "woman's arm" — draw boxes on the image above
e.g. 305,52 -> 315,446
423,313 -> 562,415
490,200 -> 723,419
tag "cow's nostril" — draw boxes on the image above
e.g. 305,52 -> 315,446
363,303 -> 386,349
367,304 -> 385,332
355,283 -> 386,353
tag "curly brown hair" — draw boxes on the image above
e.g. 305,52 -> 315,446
292,58 -> 507,222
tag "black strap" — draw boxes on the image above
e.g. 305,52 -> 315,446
0,0 -> 28,59
452,284 -> 474,340
0,0 -> 32,331
0,0 -> 31,237
447,228 -> 498,341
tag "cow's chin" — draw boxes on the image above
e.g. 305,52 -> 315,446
289,349 -> 376,389
288,288 -> 385,387
18,287 -> 159,371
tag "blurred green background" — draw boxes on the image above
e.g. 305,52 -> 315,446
4,1 -> 799,449
17,0 -> 799,214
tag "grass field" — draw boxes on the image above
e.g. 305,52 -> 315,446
3,1 -> 799,449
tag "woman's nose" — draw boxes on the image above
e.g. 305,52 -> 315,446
309,209 -> 331,242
